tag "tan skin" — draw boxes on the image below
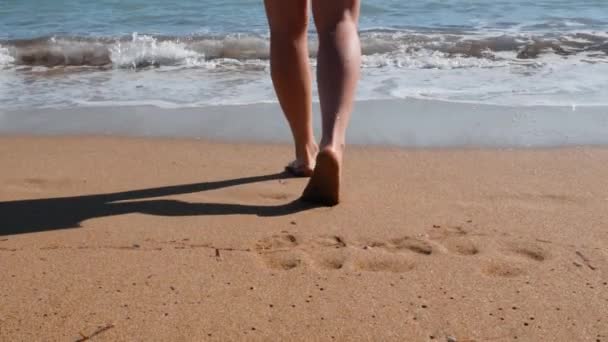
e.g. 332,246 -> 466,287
264,0 -> 361,205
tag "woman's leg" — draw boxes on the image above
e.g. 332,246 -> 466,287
264,0 -> 317,176
302,0 -> 361,205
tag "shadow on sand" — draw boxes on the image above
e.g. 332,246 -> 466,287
0,172 -> 317,236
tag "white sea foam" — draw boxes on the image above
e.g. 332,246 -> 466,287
1,30 -> 607,110
2,30 -> 607,68
0,45 -> 15,67
362,49 -> 509,69
109,33 -> 206,68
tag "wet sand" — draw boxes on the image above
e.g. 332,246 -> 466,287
0,136 -> 607,341
2,99 -> 608,147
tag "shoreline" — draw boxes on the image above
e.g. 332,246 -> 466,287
2,98 -> 608,148
1,135 -> 607,340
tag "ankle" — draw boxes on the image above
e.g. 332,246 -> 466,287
319,139 -> 344,155
295,141 -> 318,165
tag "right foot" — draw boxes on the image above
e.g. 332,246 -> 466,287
300,148 -> 341,206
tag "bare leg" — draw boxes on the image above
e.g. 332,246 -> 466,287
302,0 -> 361,205
264,0 -> 317,177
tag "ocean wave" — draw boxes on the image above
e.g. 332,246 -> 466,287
109,33 -> 204,68
0,44 -> 15,67
0,30 -> 607,69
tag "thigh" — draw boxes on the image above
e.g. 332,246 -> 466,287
311,0 -> 360,33
264,0 -> 309,36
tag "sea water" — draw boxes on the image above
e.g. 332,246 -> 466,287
1,0 -> 607,110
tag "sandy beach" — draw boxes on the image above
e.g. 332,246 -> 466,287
3,0 -> 608,340
0,135 -> 606,341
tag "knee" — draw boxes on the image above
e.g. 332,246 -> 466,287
271,31 -> 308,48
269,20 -> 309,44
316,12 -> 357,41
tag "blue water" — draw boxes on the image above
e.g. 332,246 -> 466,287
1,0 -> 607,109
2,0 -> 608,39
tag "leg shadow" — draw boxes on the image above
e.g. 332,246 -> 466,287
0,172 -> 317,236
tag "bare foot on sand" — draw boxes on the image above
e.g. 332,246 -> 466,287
285,160 -> 314,177
285,143 -> 318,177
301,147 -> 341,206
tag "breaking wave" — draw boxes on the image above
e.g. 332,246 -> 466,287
0,44 -> 15,67
1,30 -> 607,70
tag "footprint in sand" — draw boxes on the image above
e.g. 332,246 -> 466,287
444,239 -> 480,256
263,251 -> 306,270
254,233 -> 419,273
255,233 -> 299,252
481,241 -> 549,278
313,246 -> 416,273
388,236 -> 434,255
314,250 -> 348,270
425,224 -> 548,278
254,228 -> 553,277
503,241 -> 549,262
314,235 -> 423,272
255,233 -> 307,270
427,225 -> 481,256
313,235 -> 347,249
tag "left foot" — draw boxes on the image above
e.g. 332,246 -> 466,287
285,142 -> 318,177
285,160 -> 314,177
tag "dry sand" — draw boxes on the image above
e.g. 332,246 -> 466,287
0,136 -> 606,341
